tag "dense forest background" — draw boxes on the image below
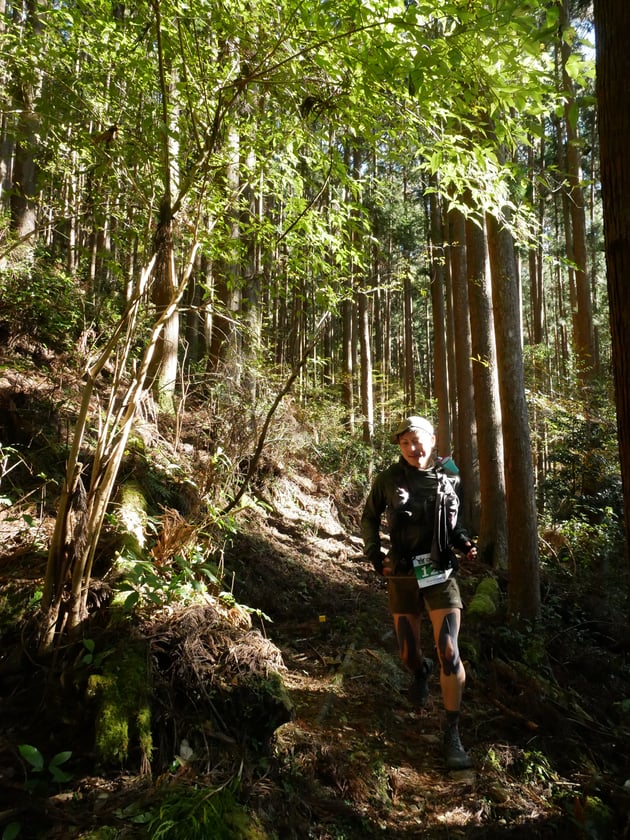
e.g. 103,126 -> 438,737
2,0 -> 630,837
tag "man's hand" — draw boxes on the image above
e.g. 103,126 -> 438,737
367,549 -> 387,575
463,542 -> 477,561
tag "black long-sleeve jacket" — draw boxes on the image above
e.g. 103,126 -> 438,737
361,458 -> 472,575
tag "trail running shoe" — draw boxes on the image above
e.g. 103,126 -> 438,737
443,725 -> 473,770
407,658 -> 433,708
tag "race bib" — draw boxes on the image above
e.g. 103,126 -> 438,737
412,553 -> 453,589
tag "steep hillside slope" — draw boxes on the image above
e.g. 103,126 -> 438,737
0,354 -> 629,838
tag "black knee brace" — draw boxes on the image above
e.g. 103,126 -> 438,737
438,613 -> 461,676
396,615 -> 422,672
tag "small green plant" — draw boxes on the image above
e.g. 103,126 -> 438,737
0,444 -> 28,490
218,591 -> 272,623
28,589 -> 43,609
114,545 -> 224,611
2,822 -> 21,840
18,744 -> 73,794
514,749 -> 557,788
146,781 -> 267,840
483,747 -> 503,773
81,638 -> 112,668
614,698 -> 630,717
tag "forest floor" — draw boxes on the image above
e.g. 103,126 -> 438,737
225,468 -> 630,839
1,357 -> 630,838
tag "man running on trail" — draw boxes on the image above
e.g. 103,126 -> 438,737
361,416 -> 477,771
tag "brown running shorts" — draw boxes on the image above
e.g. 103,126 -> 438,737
387,574 -> 463,614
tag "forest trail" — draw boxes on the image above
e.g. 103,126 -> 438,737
1,394 -> 628,838
226,466 -> 585,839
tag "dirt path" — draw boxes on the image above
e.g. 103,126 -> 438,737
1,460 -> 626,838
229,482 -> 575,838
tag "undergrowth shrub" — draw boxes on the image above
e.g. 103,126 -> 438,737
535,396 -> 624,607
535,397 -> 621,526
147,781 -> 268,840
0,250 -> 85,351
312,434 -> 378,498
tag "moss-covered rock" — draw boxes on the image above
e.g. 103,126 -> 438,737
86,636 -> 152,770
468,576 -> 501,618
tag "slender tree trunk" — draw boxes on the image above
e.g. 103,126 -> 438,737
372,244 -> 385,427
358,284 -> 373,444
528,137 -> 545,347
341,298 -> 354,432
402,267 -> 415,410
242,148 -> 262,401
184,257 -> 204,368
0,0 -> 10,213
594,0 -> 630,608
466,214 -> 507,566
444,219 -> 459,456
148,5 -> 181,412
428,187 -> 452,455
560,0 -> 596,385
207,124 -> 241,378
448,207 -> 479,530
487,212 -> 540,620
150,204 -> 179,411
351,149 -> 373,445
9,0 -> 43,241
383,233 -> 393,423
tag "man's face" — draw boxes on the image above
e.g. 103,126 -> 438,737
398,429 -> 435,470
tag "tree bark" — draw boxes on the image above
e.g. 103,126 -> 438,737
486,212 -> 540,620
358,285 -> 373,445
150,205 -> 180,412
428,187 -> 452,454
448,207 -> 479,531
560,0 -> 596,385
466,215 -> 507,567
402,267 -> 415,410
147,5 -> 181,413
9,0 -> 43,241
594,0 -> 630,607
206,123 -> 242,379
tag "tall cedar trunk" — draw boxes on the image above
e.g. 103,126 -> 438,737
594,0 -> 630,603
372,244 -> 385,427
428,187 -> 452,454
0,115 -> 13,211
528,136 -> 548,488
184,255 -> 204,368
207,124 -> 241,377
358,286 -> 373,444
448,207 -> 479,531
148,14 -> 180,412
341,144 -> 355,431
9,0 -> 42,240
370,151 -> 386,428
242,146 -> 262,402
444,224 -> 458,456
466,215 -> 507,566
341,298 -> 354,432
350,148 -> 373,445
384,234 -> 394,422
0,0 -> 10,210
401,174 -> 415,410
560,0 -> 596,384
402,269 -> 415,410
486,213 -> 541,620
149,207 -> 179,411
528,139 -> 545,347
